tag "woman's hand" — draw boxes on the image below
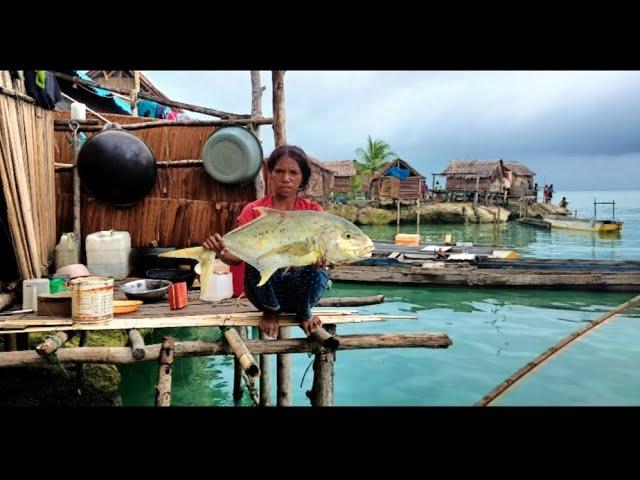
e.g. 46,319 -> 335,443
203,233 -> 225,254
314,256 -> 327,269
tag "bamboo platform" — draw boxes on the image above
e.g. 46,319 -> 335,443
330,258 -> 640,292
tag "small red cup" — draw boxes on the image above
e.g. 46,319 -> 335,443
168,282 -> 188,310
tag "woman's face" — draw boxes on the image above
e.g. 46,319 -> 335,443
271,156 -> 303,197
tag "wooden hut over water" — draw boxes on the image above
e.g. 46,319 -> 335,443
370,158 -> 425,201
324,160 -> 357,194
440,159 -> 535,199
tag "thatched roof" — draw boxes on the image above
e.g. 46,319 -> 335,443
504,162 -> 535,176
372,158 -> 425,181
323,160 -> 357,177
441,159 -> 502,177
442,159 -> 535,178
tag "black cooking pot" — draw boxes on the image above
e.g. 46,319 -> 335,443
77,128 -> 157,207
130,247 -> 197,277
146,269 -> 196,290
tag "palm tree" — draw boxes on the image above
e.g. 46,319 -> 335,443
354,135 -> 397,177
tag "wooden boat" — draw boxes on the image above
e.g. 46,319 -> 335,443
542,214 -> 623,233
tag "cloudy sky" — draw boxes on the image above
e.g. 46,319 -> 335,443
142,71 -> 640,190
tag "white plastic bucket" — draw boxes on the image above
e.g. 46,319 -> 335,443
69,276 -> 114,322
201,272 -> 233,302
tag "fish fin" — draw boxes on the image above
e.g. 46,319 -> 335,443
254,255 -> 284,287
254,207 -> 285,217
159,246 -> 206,262
198,257 -> 212,300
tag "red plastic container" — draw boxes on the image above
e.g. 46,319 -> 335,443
168,282 -> 188,310
230,262 -> 245,297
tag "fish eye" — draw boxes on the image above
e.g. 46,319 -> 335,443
344,233 -> 352,239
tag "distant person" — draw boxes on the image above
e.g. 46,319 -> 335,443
502,175 -> 511,204
434,181 -> 442,192
548,184 -> 554,203
422,180 -> 429,200
533,183 -> 538,201
560,196 -> 568,209
543,185 -> 549,204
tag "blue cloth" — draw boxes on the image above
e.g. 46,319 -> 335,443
75,71 -> 132,114
137,99 -> 157,118
387,166 -> 410,179
244,265 -> 329,322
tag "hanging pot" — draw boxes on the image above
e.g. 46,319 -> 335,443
77,128 -> 157,207
201,126 -> 263,185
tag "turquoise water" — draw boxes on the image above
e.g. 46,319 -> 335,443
118,191 -> 640,406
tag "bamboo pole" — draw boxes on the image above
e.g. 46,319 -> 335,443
131,71 -> 140,117
35,331 -> 75,356
72,130 -> 81,253
309,324 -> 336,406
53,117 -> 273,132
233,326 -> 247,404
0,293 -> 15,312
310,326 -> 340,350
155,337 -> 175,407
223,327 -> 259,378
316,295 -> 384,307
51,71 -> 252,119
251,71 -> 266,199
396,199 -> 400,235
476,294 -> 640,407
272,71 -> 287,146
128,329 -> 145,360
77,330 -> 88,382
271,70 -> 291,406
0,85 -> 35,104
277,326 -> 292,406
0,333 -> 452,368
259,329 -> 272,406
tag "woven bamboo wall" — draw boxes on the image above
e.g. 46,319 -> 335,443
54,110 -> 256,248
0,71 -> 56,278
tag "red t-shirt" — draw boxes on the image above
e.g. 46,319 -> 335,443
230,195 -> 324,296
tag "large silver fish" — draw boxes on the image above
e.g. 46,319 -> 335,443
160,207 -> 374,292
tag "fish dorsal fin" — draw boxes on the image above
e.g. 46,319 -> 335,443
254,206 -> 286,217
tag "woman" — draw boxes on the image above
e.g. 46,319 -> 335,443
203,145 -> 328,338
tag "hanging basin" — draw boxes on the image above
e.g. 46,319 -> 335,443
201,126 -> 263,184
77,128 -> 157,207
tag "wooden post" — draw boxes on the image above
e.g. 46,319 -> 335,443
396,200 -> 400,235
474,174 -> 480,205
272,70 -> 292,406
72,131 -> 81,255
259,330 -> 272,406
224,327 -> 259,378
276,326 -> 292,406
251,71 -> 266,199
77,331 -> 88,382
36,331 -> 75,356
4,334 -> 17,352
155,337 -> 175,407
272,71 -> 286,147
131,71 -> 140,116
233,326 -> 248,404
308,324 -> 336,406
128,329 -> 145,360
